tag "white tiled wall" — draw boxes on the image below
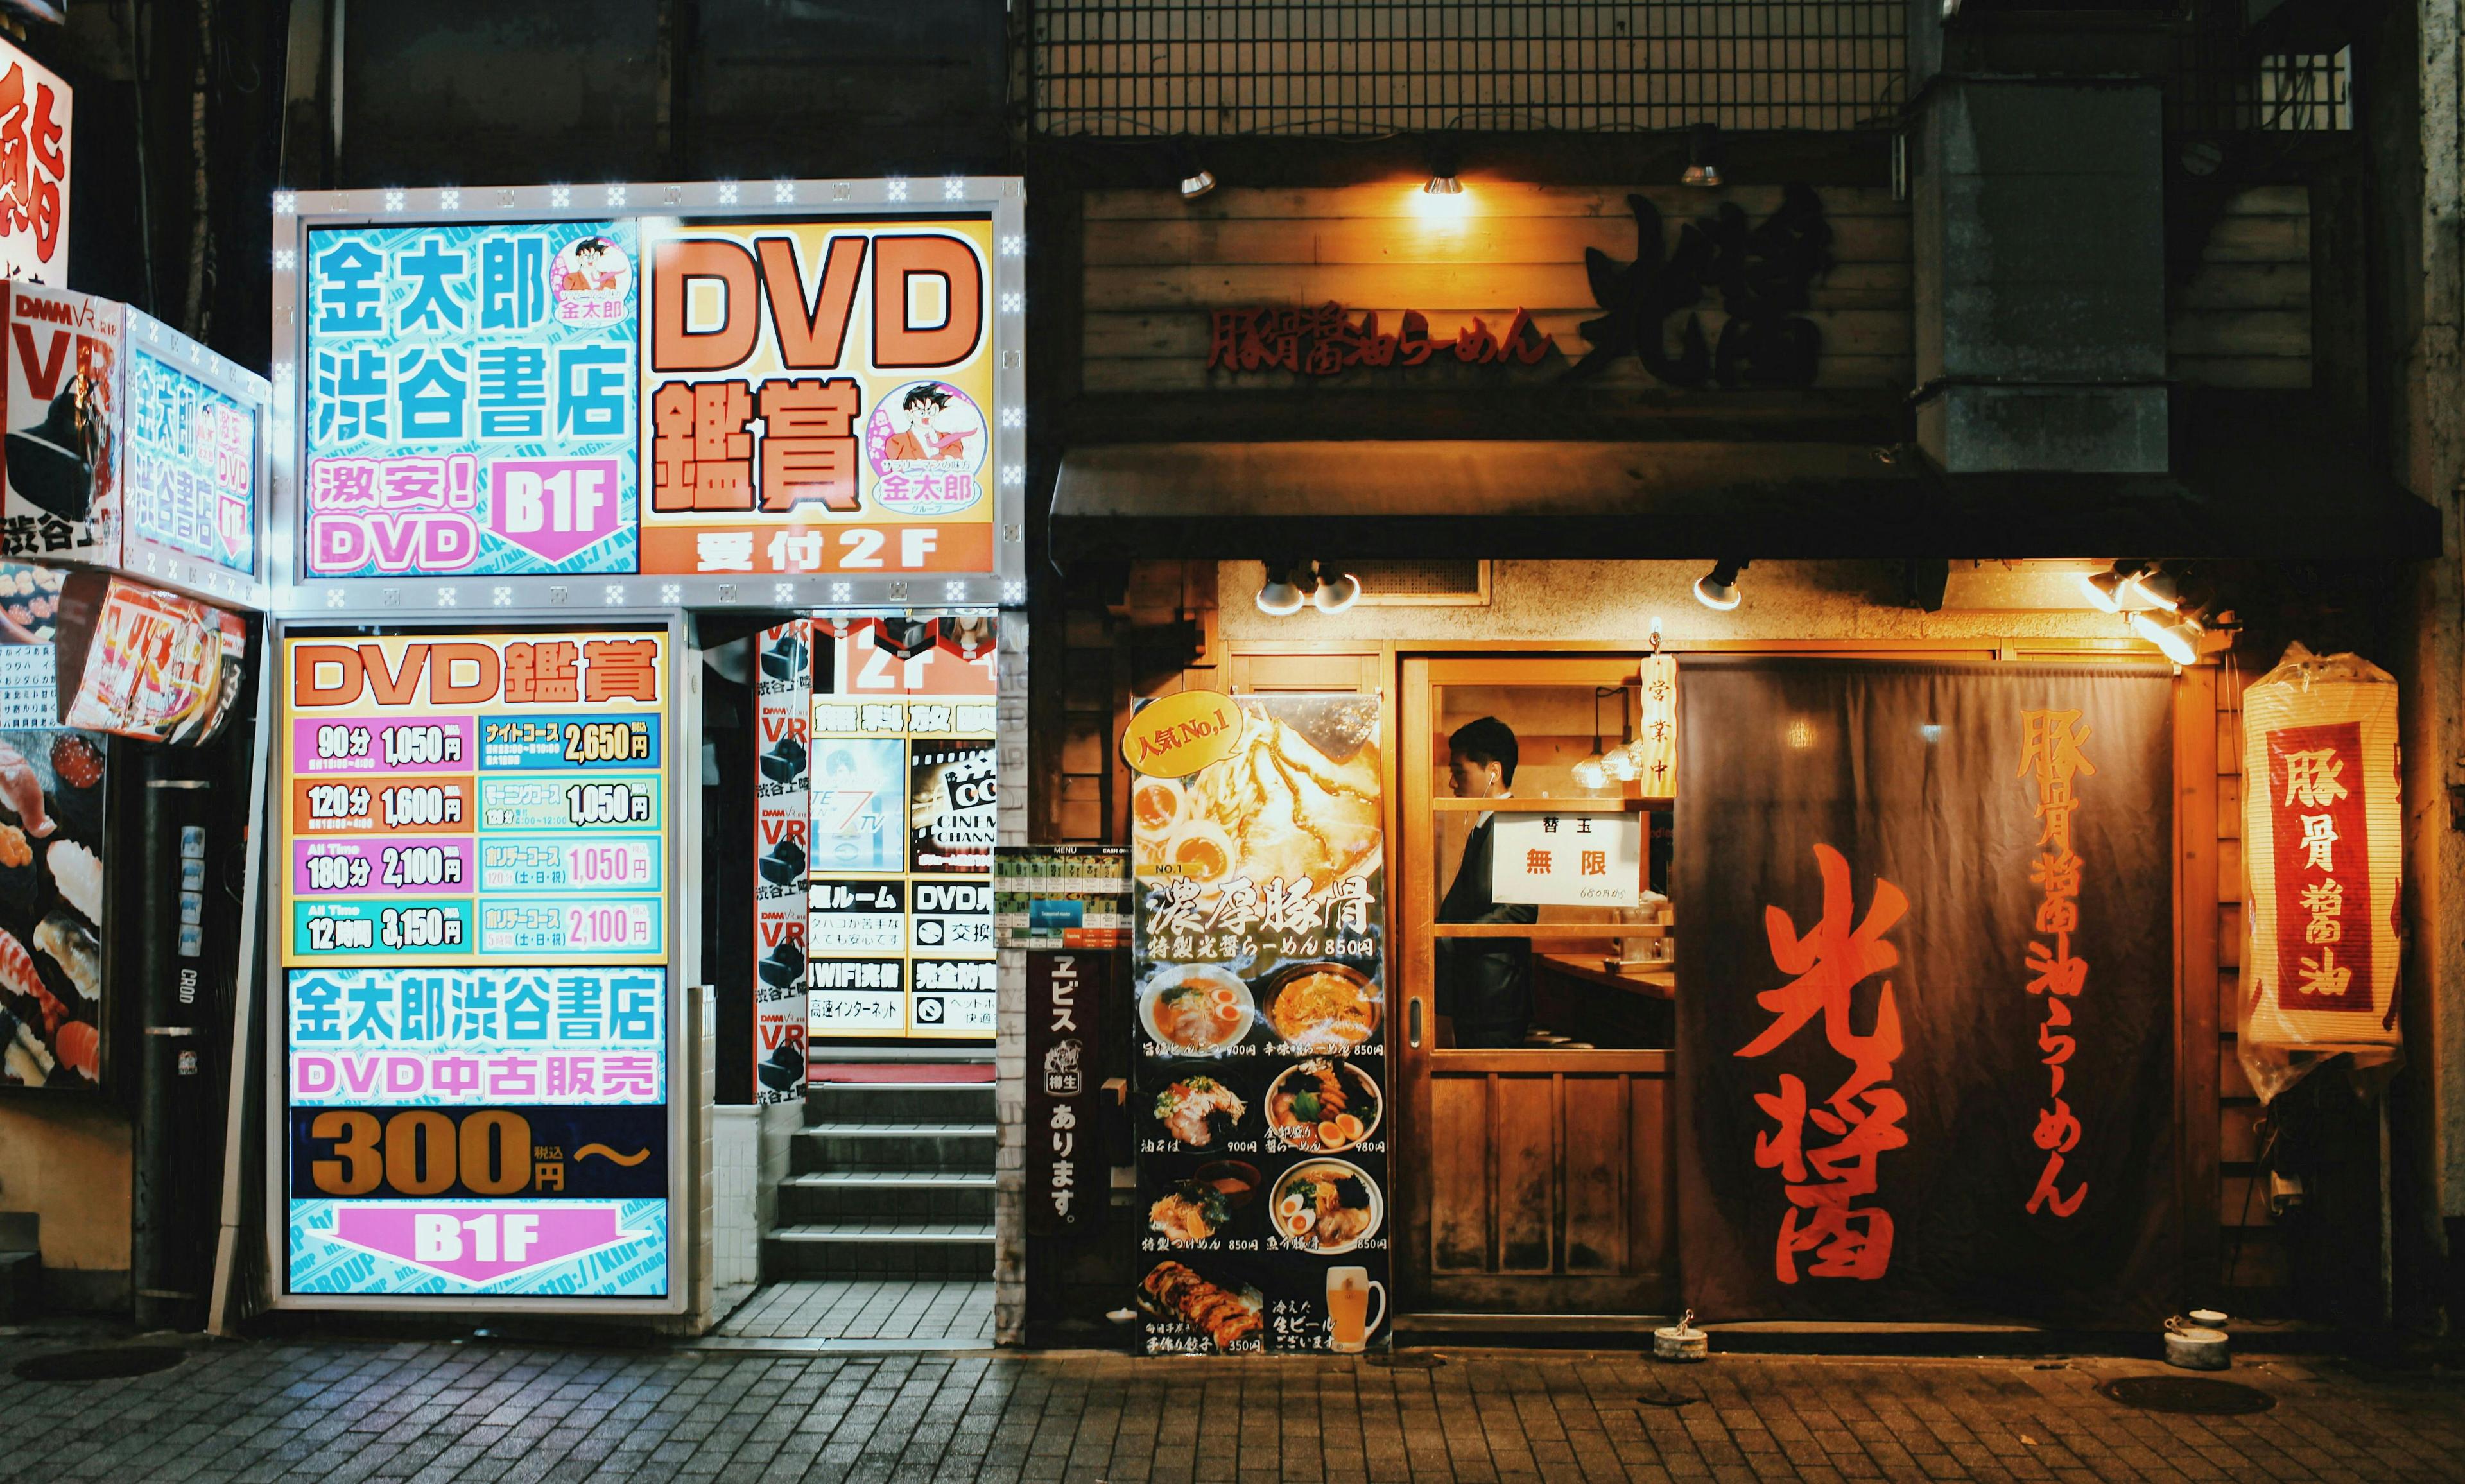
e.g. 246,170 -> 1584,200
713,1105 -> 761,1290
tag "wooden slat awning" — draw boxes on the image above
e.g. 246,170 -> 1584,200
1052,426 -> 2442,563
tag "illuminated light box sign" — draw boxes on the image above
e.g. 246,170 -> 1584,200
282,964 -> 670,1298
275,622 -> 679,1308
270,180 -> 1023,610
0,285 -> 268,608
806,614 -> 999,1040
302,221 -> 639,579
638,218 -> 998,578
279,629 -> 671,967
0,37 -> 68,286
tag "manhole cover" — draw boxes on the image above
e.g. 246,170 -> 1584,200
12,1345 -> 187,1383
1364,1351 -> 1445,1369
2100,1376 -> 2276,1415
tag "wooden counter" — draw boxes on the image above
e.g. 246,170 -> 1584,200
1536,952 -> 1675,1001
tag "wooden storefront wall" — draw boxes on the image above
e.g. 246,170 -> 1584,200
1046,571 -> 2265,1311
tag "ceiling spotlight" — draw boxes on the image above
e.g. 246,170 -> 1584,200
1257,564 -> 1306,617
1424,134 -> 1462,196
1682,122 -> 1724,188
2079,561 -> 2141,612
1692,558 -> 1747,612
2118,563 -> 2183,612
1170,137 -> 1216,201
2129,608 -> 2204,665
1312,566 -> 1361,614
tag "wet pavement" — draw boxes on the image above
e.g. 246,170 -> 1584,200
0,1327 -> 2459,1482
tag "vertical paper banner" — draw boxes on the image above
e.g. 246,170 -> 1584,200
753,619 -> 811,1103
1129,693 -> 1390,1355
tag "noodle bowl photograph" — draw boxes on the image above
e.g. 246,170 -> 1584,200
1138,963 -> 1256,1054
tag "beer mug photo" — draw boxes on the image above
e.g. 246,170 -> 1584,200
1325,1265 -> 1387,1353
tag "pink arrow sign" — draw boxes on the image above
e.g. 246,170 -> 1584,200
327,1204 -> 646,1286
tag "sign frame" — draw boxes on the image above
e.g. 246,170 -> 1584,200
260,610 -> 695,1315
266,178 -> 1026,616
120,309 -> 273,612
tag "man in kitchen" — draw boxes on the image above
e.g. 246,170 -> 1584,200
1437,716 -> 1535,1048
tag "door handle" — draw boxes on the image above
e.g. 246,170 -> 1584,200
1408,997 -> 1423,1048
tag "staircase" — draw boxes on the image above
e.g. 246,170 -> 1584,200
764,1076 -> 996,1279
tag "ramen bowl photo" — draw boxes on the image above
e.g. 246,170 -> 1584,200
1139,963 -> 1256,1055
1263,961 -> 1380,1050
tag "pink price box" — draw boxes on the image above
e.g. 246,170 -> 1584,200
295,838 -> 476,897
291,714 -> 479,775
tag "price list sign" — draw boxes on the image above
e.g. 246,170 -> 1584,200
1128,693 -> 1392,1357
276,625 -> 675,1304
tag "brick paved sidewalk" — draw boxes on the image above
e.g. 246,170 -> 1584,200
0,1333 -> 2457,1483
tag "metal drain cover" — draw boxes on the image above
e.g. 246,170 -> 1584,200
12,1345 -> 187,1383
1364,1350 -> 1445,1369
2100,1376 -> 2276,1415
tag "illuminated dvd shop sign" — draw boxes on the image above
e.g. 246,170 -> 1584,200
268,179 -> 1025,610
270,623 -> 684,1310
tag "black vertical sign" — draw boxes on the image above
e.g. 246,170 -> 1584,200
1025,949 -> 1107,1236
1674,659 -> 2177,1324
1130,693 -> 1390,1356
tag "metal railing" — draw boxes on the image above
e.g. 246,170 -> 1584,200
1032,0 -> 1908,135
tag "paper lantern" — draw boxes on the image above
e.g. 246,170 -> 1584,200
2239,644 -> 2401,1090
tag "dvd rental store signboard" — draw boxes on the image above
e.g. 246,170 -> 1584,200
266,178 -> 1025,609
269,622 -> 687,1309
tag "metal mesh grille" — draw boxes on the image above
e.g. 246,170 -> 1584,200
1344,559 -> 1488,603
1032,2 -> 1909,136
2173,1 -> 2352,133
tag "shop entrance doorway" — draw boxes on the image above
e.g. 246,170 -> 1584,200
1394,656 -> 1677,1321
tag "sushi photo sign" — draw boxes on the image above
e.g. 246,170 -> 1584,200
1129,692 -> 1392,1356
269,619 -> 686,1310
0,718 -> 109,1092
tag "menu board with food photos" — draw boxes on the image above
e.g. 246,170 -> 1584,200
1130,693 -> 1390,1356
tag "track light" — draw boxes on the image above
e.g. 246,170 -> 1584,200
1313,568 -> 1361,614
1172,137 -> 1216,201
1693,558 -> 1746,611
1682,122 -> 1724,188
1425,134 -> 1462,196
1256,565 -> 1306,616
2129,608 -> 2203,665
2118,564 -> 2182,612
2079,561 -> 2138,612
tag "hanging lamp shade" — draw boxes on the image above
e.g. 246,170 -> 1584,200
2238,643 -> 2401,1100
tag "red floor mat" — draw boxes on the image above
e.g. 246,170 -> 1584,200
807,1063 -> 994,1084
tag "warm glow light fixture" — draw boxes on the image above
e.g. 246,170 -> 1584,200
1693,558 -> 1747,611
1256,561 -> 1365,617
1172,137 -> 1216,201
2079,560 -> 2138,612
2130,608 -> 2204,664
1256,565 -> 1306,616
2117,564 -> 2183,612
